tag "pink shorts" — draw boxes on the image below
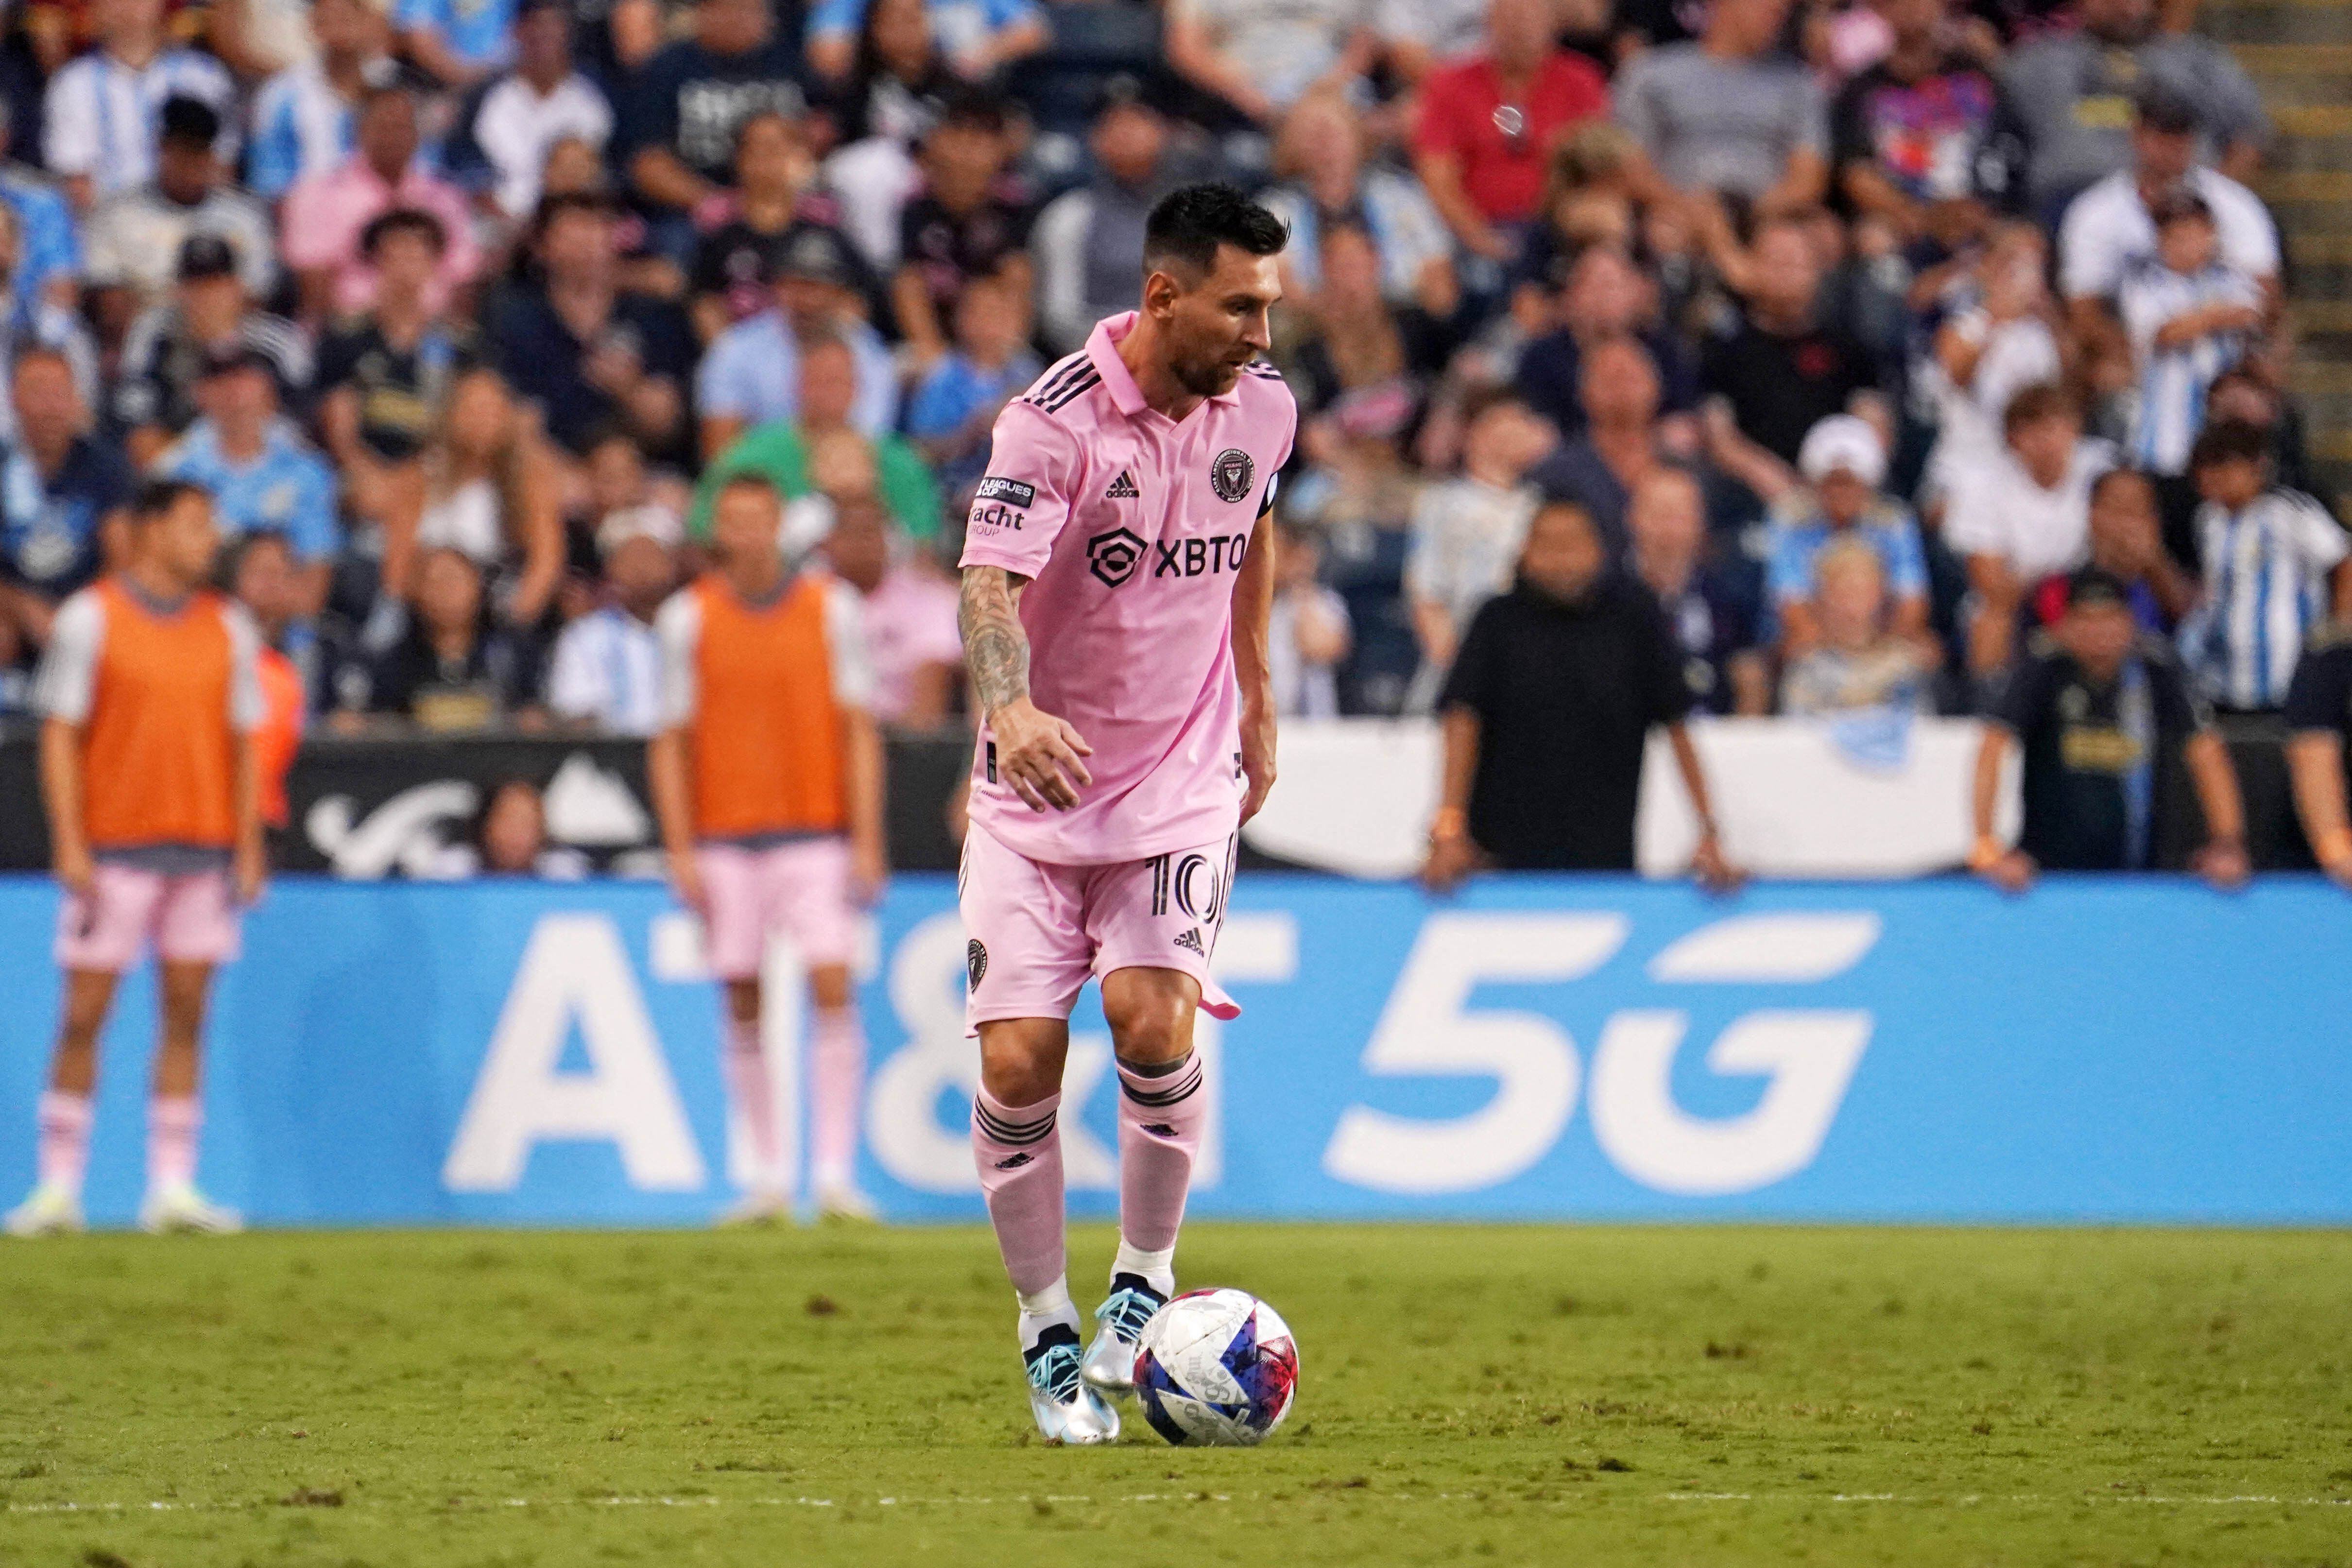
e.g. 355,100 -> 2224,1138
697,836 -> 857,981
55,863 -> 242,973
960,822 -> 1241,1031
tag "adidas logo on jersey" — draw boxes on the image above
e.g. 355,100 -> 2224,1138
1173,927 -> 1206,956
1106,469 -> 1140,499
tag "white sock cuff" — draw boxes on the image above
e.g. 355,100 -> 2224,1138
1113,1240 -> 1177,1292
1016,1276 -> 1073,1319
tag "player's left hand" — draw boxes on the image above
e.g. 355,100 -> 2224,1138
2194,837 -> 2250,891
1239,712 -> 1277,825
233,841 -> 268,907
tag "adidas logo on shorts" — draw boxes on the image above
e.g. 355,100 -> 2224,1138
1173,927 -> 1205,956
1106,469 -> 1140,499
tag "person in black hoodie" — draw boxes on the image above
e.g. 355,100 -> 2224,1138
1422,498 -> 1739,888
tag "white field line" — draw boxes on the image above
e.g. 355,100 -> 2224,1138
6,1492 -> 2351,1516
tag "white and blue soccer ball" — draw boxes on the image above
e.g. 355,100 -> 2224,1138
1132,1288 -> 1299,1446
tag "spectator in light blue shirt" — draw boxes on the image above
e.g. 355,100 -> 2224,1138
805,0 -> 1047,85
696,221 -> 897,458
0,102 -> 82,323
1764,414 -> 1929,659
159,350 -> 341,618
247,0 -> 402,200
398,0 -> 519,87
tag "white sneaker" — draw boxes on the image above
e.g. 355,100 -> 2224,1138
815,1184 -> 880,1224
1024,1326 -> 1120,1445
138,1183 -> 241,1234
716,1188 -> 793,1228
4,1183 -> 86,1237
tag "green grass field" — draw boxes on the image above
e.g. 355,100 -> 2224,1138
3,1225 -> 2350,1567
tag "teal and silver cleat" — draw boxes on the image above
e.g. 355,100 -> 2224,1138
1081,1280 -> 1167,1395
1025,1326 -> 1120,1444
4,1183 -> 86,1237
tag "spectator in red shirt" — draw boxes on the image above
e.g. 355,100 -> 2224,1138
1411,0 -> 1609,266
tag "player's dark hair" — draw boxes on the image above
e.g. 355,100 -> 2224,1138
2190,419 -> 2271,473
133,478 -> 209,525
361,207 -> 448,259
1143,183 -> 1288,278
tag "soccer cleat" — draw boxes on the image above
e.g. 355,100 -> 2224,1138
1081,1277 -> 1167,1395
716,1189 -> 793,1228
814,1184 -> 880,1224
1024,1325 -> 1120,1445
4,1184 -> 86,1237
138,1183 -> 241,1235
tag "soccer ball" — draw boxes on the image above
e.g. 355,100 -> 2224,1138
1131,1288 -> 1298,1446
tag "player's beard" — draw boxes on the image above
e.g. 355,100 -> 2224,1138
1171,343 -> 1247,398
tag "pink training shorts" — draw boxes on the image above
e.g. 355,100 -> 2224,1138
959,821 -> 1241,1032
55,863 -> 241,973
696,836 -> 858,981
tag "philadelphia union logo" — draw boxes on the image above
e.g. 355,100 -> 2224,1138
1210,448 -> 1254,504
1087,526 -> 1146,587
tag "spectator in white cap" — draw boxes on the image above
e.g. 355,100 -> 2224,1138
1764,413 -> 1929,661
544,502 -> 680,735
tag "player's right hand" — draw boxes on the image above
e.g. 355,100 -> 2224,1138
668,850 -> 708,917
54,843 -> 93,900
991,698 -> 1094,812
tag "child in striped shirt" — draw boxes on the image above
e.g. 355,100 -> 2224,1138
2118,191 -> 2264,479
2181,421 -> 2352,712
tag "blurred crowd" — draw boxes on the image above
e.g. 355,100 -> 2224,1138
0,0 -> 2335,853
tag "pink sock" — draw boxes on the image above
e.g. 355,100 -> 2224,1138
147,1096 -> 202,1191
721,1018 -> 784,1189
972,1086 -> 1066,1296
36,1091 -> 93,1194
1116,1054 -> 1207,1254
809,1006 -> 865,1192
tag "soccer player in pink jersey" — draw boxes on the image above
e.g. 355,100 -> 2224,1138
956,184 -> 1296,1444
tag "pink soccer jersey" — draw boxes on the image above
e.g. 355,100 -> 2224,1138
959,311 -> 1299,866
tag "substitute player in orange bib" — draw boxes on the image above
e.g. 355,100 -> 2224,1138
956,184 -> 1296,1442
649,472 -> 888,1224
7,480 -> 266,1237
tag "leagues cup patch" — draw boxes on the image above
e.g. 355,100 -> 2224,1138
1210,448 -> 1254,504
975,476 -> 1037,508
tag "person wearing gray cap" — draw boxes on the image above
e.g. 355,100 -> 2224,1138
695,219 -> 898,459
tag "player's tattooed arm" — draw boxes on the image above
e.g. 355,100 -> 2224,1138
960,565 -> 1095,812
958,565 -> 1031,713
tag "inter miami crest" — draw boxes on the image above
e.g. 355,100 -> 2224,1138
1210,448 -> 1254,504
1087,526 -> 1146,586
967,939 -> 988,988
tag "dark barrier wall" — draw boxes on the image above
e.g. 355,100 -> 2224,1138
0,727 -> 981,876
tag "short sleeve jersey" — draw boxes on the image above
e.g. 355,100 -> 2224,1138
959,312 -> 1299,865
